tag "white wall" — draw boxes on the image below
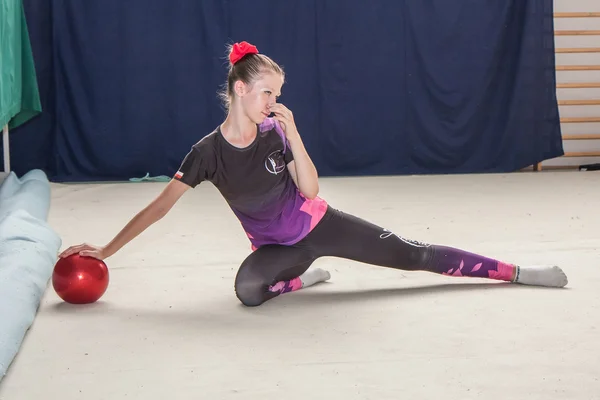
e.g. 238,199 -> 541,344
543,1 -> 600,168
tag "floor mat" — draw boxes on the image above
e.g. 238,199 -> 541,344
0,170 -> 60,380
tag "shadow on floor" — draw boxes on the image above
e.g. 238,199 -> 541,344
249,280 -> 562,308
47,282 -> 557,336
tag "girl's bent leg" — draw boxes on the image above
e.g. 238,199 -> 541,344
234,244 -> 329,307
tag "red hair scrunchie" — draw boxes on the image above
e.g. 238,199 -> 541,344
229,41 -> 259,65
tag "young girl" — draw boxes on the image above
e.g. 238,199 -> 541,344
59,41 -> 568,307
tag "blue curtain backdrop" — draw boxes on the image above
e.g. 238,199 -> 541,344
7,0 -> 563,181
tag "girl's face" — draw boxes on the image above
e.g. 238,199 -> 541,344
236,72 -> 283,124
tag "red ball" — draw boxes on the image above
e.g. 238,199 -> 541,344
52,254 -> 109,304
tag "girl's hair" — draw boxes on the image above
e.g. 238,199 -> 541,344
218,43 -> 284,110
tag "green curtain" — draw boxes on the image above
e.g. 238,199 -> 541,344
0,0 -> 41,130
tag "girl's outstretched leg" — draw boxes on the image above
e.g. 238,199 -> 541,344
411,243 -> 567,287
300,207 -> 567,288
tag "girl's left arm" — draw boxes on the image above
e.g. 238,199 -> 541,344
286,135 -> 319,199
270,104 -> 319,199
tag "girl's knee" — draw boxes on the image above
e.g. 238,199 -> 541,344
391,238 -> 435,270
407,246 -> 432,268
235,280 -> 266,307
234,263 -> 268,307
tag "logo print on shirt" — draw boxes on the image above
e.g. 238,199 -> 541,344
265,150 -> 286,175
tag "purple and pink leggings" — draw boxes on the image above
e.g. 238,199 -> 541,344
234,206 -> 516,306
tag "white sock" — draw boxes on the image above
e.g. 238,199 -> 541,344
299,268 -> 331,288
514,265 -> 568,288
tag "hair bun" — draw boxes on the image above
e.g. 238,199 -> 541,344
229,41 -> 259,65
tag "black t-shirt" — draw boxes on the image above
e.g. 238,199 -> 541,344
174,118 -> 328,249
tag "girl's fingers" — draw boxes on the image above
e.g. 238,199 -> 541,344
59,244 -> 92,258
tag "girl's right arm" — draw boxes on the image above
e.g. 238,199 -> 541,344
58,179 -> 191,260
